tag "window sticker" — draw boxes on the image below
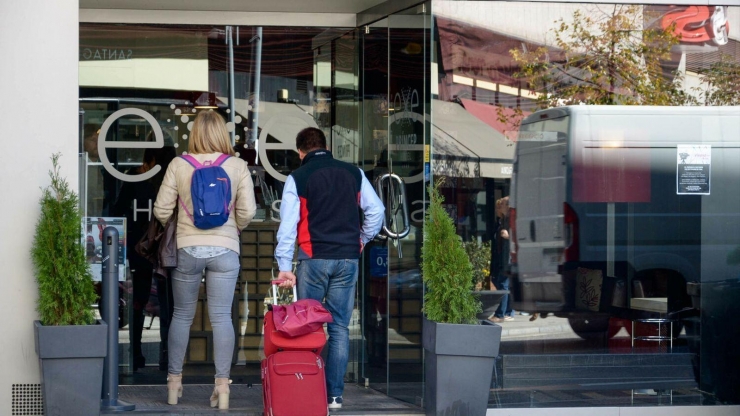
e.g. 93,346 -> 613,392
677,144 -> 711,195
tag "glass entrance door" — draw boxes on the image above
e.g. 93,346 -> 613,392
360,3 -> 431,405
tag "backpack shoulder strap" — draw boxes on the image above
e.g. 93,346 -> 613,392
180,154 -> 202,168
178,154 -> 199,224
212,154 -> 231,167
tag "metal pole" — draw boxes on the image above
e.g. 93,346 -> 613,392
100,227 -> 135,411
251,27 -> 263,165
227,26 -> 236,146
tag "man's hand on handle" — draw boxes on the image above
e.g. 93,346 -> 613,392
277,271 -> 297,288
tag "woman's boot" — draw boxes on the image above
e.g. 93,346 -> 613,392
166,373 -> 182,405
210,378 -> 231,409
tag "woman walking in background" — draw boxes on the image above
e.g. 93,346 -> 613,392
154,110 -> 256,409
490,196 -> 515,322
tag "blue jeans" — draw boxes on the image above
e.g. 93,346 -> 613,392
296,259 -> 358,398
168,249 -> 239,378
494,273 -> 514,318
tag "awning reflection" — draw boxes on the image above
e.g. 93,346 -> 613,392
432,99 -> 515,179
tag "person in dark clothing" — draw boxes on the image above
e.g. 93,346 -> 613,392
490,196 -> 515,322
275,127 -> 384,410
112,143 -> 176,371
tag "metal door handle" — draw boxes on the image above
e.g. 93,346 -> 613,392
374,173 -> 411,240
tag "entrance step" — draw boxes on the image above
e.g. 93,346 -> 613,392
501,353 -> 697,390
104,383 -> 423,415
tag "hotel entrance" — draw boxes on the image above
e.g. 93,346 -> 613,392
77,3 -> 433,405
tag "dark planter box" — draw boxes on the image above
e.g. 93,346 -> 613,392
423,317 -> 502,416
475,290 -> 509,320
34,320 -> 107,416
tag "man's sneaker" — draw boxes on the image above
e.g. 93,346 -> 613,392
328,396 -> 343,410
504,315 -> 514,321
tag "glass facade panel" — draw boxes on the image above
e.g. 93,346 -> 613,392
77,1 -> 740,408
431,0 -> 739,407
359,5 -> 431,404
79,23 -> 354,383
386,5 -> 430,405
361,17 -> 391,396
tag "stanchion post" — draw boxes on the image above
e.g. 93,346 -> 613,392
100,226 -> 135,411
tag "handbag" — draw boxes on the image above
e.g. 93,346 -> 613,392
134,207 -> 178,278
135,216 -> 163,261
269,281 -> 333,338
158,207 -> 178,270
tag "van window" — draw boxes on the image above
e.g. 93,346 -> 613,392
513,116 -> 569,278
516,117 -> 569,219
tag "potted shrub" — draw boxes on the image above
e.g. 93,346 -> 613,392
464,240 -> 510,320
463,240 -> 491,291
32,153 -> 107,416
421,180 -> 502,416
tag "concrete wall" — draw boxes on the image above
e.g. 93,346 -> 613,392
0,0 -> 79,414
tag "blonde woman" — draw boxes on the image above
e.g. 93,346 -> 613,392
489,196 -> 514,322
154,110 -> 256,409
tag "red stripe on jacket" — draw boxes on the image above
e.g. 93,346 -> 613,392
298,196 -> 313,258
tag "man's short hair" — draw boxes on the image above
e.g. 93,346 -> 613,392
296,127 -> 327,152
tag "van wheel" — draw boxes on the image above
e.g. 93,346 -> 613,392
568,316 -> 610,339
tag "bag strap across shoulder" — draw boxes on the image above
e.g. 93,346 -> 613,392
179,154 -> 201,168
180,153 -> 230,169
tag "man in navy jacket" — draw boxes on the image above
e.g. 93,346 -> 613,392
275,127 -> 384,409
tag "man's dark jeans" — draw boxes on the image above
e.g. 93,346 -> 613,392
296,258 -> 359,398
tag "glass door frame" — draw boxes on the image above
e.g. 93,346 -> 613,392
358,2 -> 432,405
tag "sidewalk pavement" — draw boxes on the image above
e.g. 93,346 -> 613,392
486,314 -> 579,340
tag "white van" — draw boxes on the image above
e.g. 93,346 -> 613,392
509,105 -> 740,337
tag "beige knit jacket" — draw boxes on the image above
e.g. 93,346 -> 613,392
154,153 -> 257,253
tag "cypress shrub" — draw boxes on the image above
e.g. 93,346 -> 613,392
422,180 -> 481,324
32,153 -> 96,326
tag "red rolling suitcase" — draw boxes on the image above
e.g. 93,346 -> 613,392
263,282 -> 326,358
261,350 -> 328,416
261,281 -> 330,416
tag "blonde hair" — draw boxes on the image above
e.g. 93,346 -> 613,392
188,110 -> 235,156
495,196 -> 509,219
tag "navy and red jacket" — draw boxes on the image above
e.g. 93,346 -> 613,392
275,149 -> 384,271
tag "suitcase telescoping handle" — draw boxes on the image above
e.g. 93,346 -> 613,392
270,279 -> 298,305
